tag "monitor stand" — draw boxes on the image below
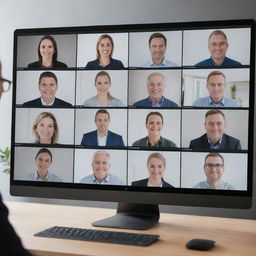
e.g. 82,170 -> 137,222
92,202 -> 159,230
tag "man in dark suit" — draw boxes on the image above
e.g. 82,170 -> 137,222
1,62 -> 33,255
23,71 -> 72,107
189,109 -> 241,150
81,109 -> 125,147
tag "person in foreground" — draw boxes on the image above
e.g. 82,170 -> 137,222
192,70 -> 240,107
81,109 -> 125,147
23,148 -> 62,182
133,72 -> 179,108
189,109 -> 241,150
80,150 -> 125,185
132,111 -> 176,148
132,152 -> 174,187
195,30 -> 242,67
83,71 -> 124,107
85,34 -> 124,69
32,112 -> 59,144
0,61 -> 33,255
141,32 -> 178,68
194,153 -> 235,190
27,35 -> 67,69
23,71 -> 72,107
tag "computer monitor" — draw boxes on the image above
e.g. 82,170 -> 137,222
11,19 -> 255,230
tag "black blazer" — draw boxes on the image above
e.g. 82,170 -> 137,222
23,97 -> 72,108
132,178 -> 174,188
0,194 -> 33,255
189,133 -> 242,150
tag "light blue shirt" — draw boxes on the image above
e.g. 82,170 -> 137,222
80,173 -> 125,185
83,96 -> 125,107
141,58 -> 178,68
23,172 -> 62,182
192,96 -> 240,107
194,180 -> 235,190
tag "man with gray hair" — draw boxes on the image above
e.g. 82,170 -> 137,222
80,150 -> 125,185
133,72 -> 179,107
195,30 -> 241,67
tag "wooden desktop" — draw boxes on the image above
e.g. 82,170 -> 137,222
6,201 -> 256,256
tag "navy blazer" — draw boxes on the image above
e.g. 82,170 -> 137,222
0,194 -> 33,255
23,97 -> 72,107
132,178 -> 174,188
81,130 -> 125,147
189,133 -> 242,150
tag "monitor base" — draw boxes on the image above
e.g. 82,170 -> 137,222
92,202 -> 159,230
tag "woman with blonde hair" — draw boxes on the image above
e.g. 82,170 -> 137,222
85,34 -> 124,69
32,112 -> 59,144
83,71 -> 124,107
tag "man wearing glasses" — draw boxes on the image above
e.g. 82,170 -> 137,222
195,30 -> 241,67
194,153 -> 235,190
189,109 -> 241,150
0,63 -> 33,255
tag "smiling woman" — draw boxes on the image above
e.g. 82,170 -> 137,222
27,35 -> 68,69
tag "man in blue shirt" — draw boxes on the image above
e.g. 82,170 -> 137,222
189,109 -> 241,150
195,30 -> 241,67
133,72 -> 179,108
192,70 -> 240,107
81,109 -> 125,147
80,150 -> 125,185
141,32 -> 177,68
194,153 -> 235,190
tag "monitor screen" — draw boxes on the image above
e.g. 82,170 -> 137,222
11,20 -> 255,228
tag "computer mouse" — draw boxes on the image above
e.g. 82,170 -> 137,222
185,238 -> 215,251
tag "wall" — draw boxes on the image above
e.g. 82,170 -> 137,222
0,0 -> 256,219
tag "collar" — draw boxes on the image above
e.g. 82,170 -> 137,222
207,136 -> 223,149
92,173 -> 110,184
148,96 -> 165,107
35,171 -> 49,181
148,57 -> 168,67
146,136 -> 162,147
210,56 -> 226,66
208,96 -> 225,107
41,97 -> 55,106
97,130 -> 108,137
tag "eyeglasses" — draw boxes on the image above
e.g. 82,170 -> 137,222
0,77 -> 12,92
204,163 -> 224,170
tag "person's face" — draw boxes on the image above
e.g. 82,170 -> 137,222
98,38 -> 113,58
92,153 -> 110,182
35,116 -> 55,143
35,152 -> 52,173
204,113 -> 226,143
0,65 -> 3,98
208,34 -> 228,61
147,75 -> 165,101
39,76 -> 58,101
146,114 -> 163,137
149,37 -> 166,62
206,75 -> 226,103
39,39 -> 55,60
147,157 -> 165,181
95,75 -> 111,95
95,113 -> 110,134
204,156 -> 224,182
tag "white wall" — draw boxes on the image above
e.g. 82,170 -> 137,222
0,0 -> 256,219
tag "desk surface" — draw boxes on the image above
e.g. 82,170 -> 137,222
6,201 -> 256,256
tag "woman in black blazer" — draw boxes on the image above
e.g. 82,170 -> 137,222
132,152 -> 174,188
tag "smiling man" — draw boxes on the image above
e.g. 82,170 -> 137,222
80,109 -> 125,147
192,70 -> 240,107
133,72 -> 179,108
195,30 -> 242,67
80,150 -> 124,185
194,153 -> 235,189
23,71 -> 72,107
141,32 -> 177,67
189,109 -> 241,150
